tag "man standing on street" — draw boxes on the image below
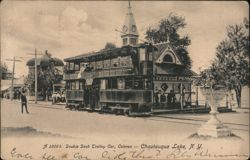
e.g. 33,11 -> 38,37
20,87 -> 29,114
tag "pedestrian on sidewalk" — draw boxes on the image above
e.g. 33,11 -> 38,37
20,87 -> 29,114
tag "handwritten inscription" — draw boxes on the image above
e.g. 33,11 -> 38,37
8,144 -> 248,160
41,153 -> 56,160
11,147 -> 33,159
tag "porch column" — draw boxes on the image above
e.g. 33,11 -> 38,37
196,86 -> 199,107
180,83 -> 183,110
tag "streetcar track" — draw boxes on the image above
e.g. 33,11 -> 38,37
2,100 -> 249,132
146,117 -> 249,132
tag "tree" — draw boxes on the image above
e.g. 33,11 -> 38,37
0,62 -> 10,79
145,13 -> 192,68
103,42 -> 116,50
25,53 -> 63,100
200,18 -> 249,108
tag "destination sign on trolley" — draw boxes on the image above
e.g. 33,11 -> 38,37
154,76 -> 192,81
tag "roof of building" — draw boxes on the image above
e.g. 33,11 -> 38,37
64,43 -> 158,62
155,63 -> 197,76
154,41 -> 183,64
26,52 -> 64,67
1,76 -> 25,91
64,45 -> 135,62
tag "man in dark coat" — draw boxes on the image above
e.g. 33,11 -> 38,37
20,87 -> 29,114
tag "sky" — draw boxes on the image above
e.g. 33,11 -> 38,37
1,0 -> 248,77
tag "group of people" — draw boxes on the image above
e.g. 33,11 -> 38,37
154,89 -> 177,107
52,91 -> 66,104
13,89 -> 21,100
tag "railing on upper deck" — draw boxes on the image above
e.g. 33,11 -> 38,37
64,68 -> 134,80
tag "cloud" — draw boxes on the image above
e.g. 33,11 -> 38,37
1,1 -> 248,77
61,7 -> 88,30
1,5 -> 110,76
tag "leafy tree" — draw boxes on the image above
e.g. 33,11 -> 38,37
200,18 -> 249,108
145,13 -> 192,68
0,62 -> 10,79
25,54 -> 63,100
103,42 -> 116,50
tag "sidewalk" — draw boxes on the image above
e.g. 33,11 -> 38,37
1,99 -> 65,110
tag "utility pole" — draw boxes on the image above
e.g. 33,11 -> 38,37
28,48 -> 43,104
6,57 -> 22,101
35,48 -> 38,104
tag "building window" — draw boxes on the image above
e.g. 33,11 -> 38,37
139,48 -> 146,61
123,38 -> 128,45
163,54 -> 173,63
130,38 -> 137,45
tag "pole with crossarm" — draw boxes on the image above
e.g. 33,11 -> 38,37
27,48 -> 43,104
6,57 -> 22,101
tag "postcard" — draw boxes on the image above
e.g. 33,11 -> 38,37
1,1 -> 249,160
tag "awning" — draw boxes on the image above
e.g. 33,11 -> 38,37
1,85 -> 10,91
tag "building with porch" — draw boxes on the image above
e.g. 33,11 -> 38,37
26,50 -> 64,101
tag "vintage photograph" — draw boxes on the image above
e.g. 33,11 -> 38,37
1,0 -> 249,159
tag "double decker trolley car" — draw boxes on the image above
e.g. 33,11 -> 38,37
63,42 -> 196,116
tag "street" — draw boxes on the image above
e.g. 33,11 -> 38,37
1,100 -> 249,159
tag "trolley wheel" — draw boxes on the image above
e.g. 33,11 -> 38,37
125,110 -> 130,116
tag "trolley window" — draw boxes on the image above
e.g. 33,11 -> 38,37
145,79 -> 152,89
103,59 -> 110,69
96,61 -> 103,69
117,78 -> 125,89
107,78 -> 117,89
71,82 -> 76,90
69,62 -> 74,70
140,48 -> 146,61
75,81 -> 79,90
125,78 -> 133,89
134,80 -> 143,89
89,62 -> 95,71
79,81 -> 84,90
66,81 -> 70,90
66,62 -> 70,71
111,58 -> 119,68
75,63 -> 80,71
100,79 -> 107,90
